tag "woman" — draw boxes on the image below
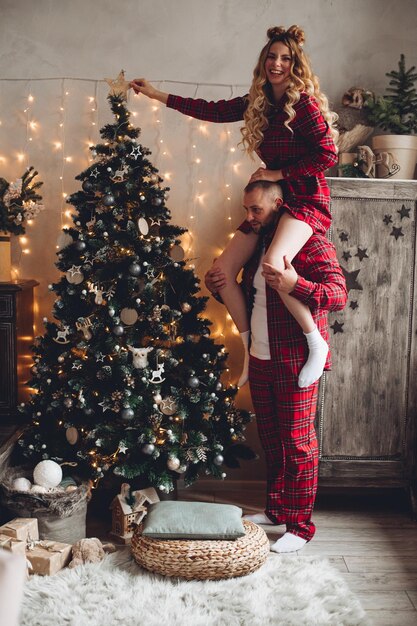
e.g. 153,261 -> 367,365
131,25 -> 338,389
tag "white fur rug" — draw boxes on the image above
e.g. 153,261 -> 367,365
21,549 -> 369,626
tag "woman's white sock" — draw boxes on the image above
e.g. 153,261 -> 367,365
298,326 -> 328,388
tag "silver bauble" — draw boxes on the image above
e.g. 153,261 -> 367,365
128,263 -> 141,276
121,407 -> 135,420
142,443 -> 155,455
188,376 -> 200,389
213,454 -> 224,466
113,325 -> 124,336
75,240 -> 87,251
103,193 -> 115,206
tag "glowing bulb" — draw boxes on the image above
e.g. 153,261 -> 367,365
54,142 -> 62,149
20,236 -> 28,245
28,94 -> 34,102
65,156 -> 72,163
195,158 -> 201,164
17,153 -> 25,162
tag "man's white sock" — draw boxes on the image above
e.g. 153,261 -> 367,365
298,326 -> 328,388
243,512 -> 277,525
270,532 -> 307,553
237,330 -> 250,387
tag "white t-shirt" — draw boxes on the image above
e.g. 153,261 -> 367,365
250,248 -> 271,360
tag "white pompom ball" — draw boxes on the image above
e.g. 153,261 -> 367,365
13,477 -> 32,492
33,460 -> 63,488
30,484 -> 48,494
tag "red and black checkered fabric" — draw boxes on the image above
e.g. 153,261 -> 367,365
238,221 -> 348,388
249,356 -> 319,541
167,92 -> 338,234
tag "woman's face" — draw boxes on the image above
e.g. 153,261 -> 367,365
264,41 -> 292,89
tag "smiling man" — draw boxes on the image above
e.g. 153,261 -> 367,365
205,180 -> 347,552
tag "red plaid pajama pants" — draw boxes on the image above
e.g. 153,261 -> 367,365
249,356 -> 319,541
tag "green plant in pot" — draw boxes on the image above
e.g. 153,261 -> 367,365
365,54 -> 417,179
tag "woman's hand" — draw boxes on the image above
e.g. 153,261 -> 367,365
262,257 -> 298,293
130,78 -> 168,104
249,167 -> 283,183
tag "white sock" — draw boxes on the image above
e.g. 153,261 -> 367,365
270,532 -> 307,553
243,512 -> 276,525
298,326 -> 329,388
237,330 -> 250,388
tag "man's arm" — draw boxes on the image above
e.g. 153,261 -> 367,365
290,240 -> 348,311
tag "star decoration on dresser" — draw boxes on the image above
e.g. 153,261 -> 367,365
90,168 -> 100,179
383,214 -> 393,226
105,70 -> 131,100
339,232 -> 349,242
341,266 -> 363,292
342,251 -> 352,262
390,226 -> 404,241
397,205 -> 411,220
330,320 -> 344,334
98,400 -> 111,412
355,247 -> 369,262
349,300 -> 359,310
129,146 -> 142,160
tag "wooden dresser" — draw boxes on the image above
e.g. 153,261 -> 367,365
0,280 -> 38,421
317,179 -> 417,511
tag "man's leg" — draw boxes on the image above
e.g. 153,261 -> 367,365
271,381 -> 320,552
248,356 -> 287,525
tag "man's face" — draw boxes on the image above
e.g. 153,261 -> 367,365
243,188 -> 281,233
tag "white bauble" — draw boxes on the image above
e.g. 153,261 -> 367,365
12,477 -> 32,492
167,456 -> 181,471
30,484 -> 48,494
33,460 -> 63,488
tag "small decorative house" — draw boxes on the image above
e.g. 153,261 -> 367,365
110,484 -> 159,544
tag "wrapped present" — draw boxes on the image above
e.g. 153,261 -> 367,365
0,518 -> 39,542
26,540 -> 72,576
0,533 -> 26,555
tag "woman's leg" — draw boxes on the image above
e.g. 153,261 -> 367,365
213,229 -> 258,386
263,212 -> 328,388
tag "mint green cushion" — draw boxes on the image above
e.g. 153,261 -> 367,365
142,501 -> 245,539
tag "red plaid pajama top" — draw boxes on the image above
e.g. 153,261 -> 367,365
239,220 -> 348,389
167,92 -> 338,234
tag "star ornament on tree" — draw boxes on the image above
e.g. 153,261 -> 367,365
105,70 -> 131,101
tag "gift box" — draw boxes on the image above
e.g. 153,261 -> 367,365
0,533 -> 26,555
0,518 -> 39,542
26,540 -> 72,576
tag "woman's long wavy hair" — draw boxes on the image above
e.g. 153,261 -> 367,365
240,25 -> 339,156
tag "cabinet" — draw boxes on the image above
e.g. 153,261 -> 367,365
317,179 -> 417,508
0,280 -> 39,421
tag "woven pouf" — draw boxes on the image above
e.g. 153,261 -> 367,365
131,519 -> 270,580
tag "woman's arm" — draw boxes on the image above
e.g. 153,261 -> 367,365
130,78 -> 246,123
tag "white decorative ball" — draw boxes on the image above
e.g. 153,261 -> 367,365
167,456 -> 181,471
12,477 -> 32,492
33,460 -> 63,488
30,484 -> 48,494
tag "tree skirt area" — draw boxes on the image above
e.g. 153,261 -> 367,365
21,549 -> 369,626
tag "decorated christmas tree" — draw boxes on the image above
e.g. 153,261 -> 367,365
17,73 -> 252,493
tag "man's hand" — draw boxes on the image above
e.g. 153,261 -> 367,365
204,266 -> 227,294
130,78 -> 160,100
262,256 -> 298,293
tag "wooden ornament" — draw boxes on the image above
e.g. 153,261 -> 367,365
66,427 -> 79,445
120,308 -> 139,325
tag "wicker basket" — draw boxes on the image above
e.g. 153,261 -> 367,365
131,519 -> 270,581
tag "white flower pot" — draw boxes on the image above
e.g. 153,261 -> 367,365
371,134 -> 417,179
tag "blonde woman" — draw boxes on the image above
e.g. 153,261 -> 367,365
131,25 -> 338,389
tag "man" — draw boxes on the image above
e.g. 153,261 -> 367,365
205,180 -> 347,553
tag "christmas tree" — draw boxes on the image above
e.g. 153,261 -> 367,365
365,54 -> 417,134
18,74 -> 252,494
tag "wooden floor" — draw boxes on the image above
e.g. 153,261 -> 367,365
171,483 -> 417,626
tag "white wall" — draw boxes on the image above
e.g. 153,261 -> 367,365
0,0 -> 416,480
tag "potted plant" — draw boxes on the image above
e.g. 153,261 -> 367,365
0,167 -> 43,281
365,54 -> 417,179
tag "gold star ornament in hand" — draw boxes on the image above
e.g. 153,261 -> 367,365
105,70 -> 131,100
